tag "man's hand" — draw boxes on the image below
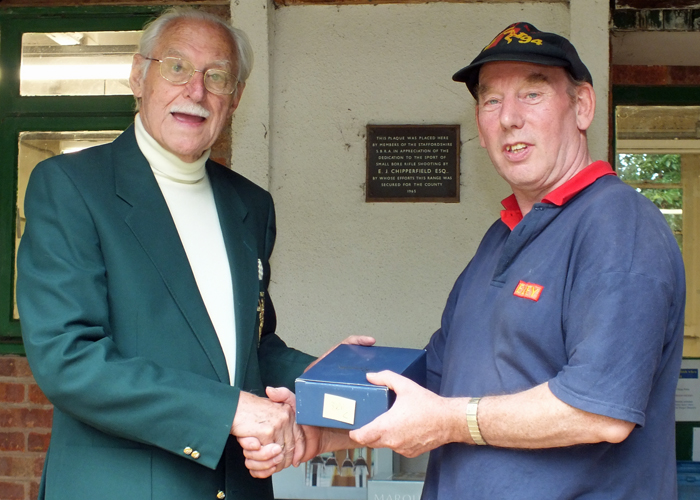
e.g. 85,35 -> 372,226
349,370 -> 467,457
231,391 -> 299,474
238,387 -> 358,477
237,337 -> 376,478
304,335 -> 376,373
236,387 -> 310,478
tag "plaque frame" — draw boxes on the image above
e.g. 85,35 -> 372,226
365,124 -> 460,203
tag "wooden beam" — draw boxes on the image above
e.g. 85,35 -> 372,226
616,0 -> 700,9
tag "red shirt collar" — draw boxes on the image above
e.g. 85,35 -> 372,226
499,161 -> 616,230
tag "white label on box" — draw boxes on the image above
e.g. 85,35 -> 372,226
323,393 -> 356,425
677,359 -> 700,422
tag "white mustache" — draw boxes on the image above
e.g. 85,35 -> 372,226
169,103 -> 210,119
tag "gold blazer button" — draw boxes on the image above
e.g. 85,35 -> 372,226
183,447 -> 193,456
191,450 -> 201,459
217,491 -> 226,499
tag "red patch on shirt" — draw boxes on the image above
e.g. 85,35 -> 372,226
513,281 -> 544,301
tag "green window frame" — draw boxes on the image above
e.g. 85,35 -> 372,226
0,6 -> 164,354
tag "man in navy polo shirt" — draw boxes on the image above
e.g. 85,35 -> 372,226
242,22 -> 685,499
346,23 -> 686,499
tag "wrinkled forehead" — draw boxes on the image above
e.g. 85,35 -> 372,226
477,61 -> 567,94
480,60 -> 567,82
156,18 -> 238,69
160,48 -> 232,70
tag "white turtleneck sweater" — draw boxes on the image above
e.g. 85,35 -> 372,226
134,114 -> 236,384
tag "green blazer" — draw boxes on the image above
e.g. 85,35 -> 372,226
17,125 -> 314,500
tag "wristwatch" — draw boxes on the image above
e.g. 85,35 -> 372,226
466,397 -> 488,445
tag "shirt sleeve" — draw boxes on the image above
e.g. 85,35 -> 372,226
549,271 -> 674,425
548,192 -> 684,426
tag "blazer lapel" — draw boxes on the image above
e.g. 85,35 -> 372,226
111,127 -> 230,383
207,163 -> 259,387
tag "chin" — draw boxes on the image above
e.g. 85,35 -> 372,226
169,141 -> 207,157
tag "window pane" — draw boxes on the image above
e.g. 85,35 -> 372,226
14,131 -> 122,319
21,31 -> 141,96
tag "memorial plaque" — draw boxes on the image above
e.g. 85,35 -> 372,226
366,125 -> 460,202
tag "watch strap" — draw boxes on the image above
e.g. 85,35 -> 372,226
466,397 -> 487,446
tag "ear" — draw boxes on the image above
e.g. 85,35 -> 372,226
228,82 -> 246,117
475,102 -> 486,148
129,54 -> 146,98
574,82 -> 595,132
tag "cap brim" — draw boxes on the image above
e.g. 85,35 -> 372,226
452,53 -> 569,83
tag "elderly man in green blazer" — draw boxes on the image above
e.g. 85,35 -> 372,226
16,8 -> 370,500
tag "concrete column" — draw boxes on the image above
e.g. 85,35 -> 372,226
569,0 -> 610,163
230,0 -> 273,189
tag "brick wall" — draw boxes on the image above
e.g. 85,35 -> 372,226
0,357 -> 52,500
613,65 -> 700,85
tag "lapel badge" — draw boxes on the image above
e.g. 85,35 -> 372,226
257,259 -> 264,345
258,292 -> 265,345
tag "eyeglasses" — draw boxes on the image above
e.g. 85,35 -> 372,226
144,56 -> 237,95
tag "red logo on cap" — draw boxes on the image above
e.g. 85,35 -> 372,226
484,25 -> 543,50
513,281 -> 544,302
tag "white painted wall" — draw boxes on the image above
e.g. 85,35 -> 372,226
570,0 -> 609,165
612,31 -> 700,66
231,1 -> 610,356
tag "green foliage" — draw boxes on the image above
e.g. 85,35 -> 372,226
638,187 -> 683,210
616,153 -> 681,184
617,154 -> 682,209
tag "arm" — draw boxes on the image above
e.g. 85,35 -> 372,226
242,362 -> 635,471
477,382 -> 634,448
348,372 -> 633,457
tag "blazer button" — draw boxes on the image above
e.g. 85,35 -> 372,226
191,450 -> 201,459
217,491 -> 226,499
183,447 -> 193,456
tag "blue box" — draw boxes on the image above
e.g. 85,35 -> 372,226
295,345 -> 426,430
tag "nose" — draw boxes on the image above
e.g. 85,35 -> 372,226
499,94 -> 525,130
184,70 -> 206,102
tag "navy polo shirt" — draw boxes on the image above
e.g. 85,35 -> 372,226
422,162 -> 685,500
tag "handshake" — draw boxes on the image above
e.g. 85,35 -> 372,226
230,335 -> 375,478
231,335 -> 442,478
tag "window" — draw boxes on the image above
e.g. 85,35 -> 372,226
0,6 -> 163,353
20,30 -> 141,97
613,89 -> 700,358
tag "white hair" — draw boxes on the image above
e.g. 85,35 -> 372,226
137,7 -> 253,84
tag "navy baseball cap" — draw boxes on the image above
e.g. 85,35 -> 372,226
453,22 -> 592,99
